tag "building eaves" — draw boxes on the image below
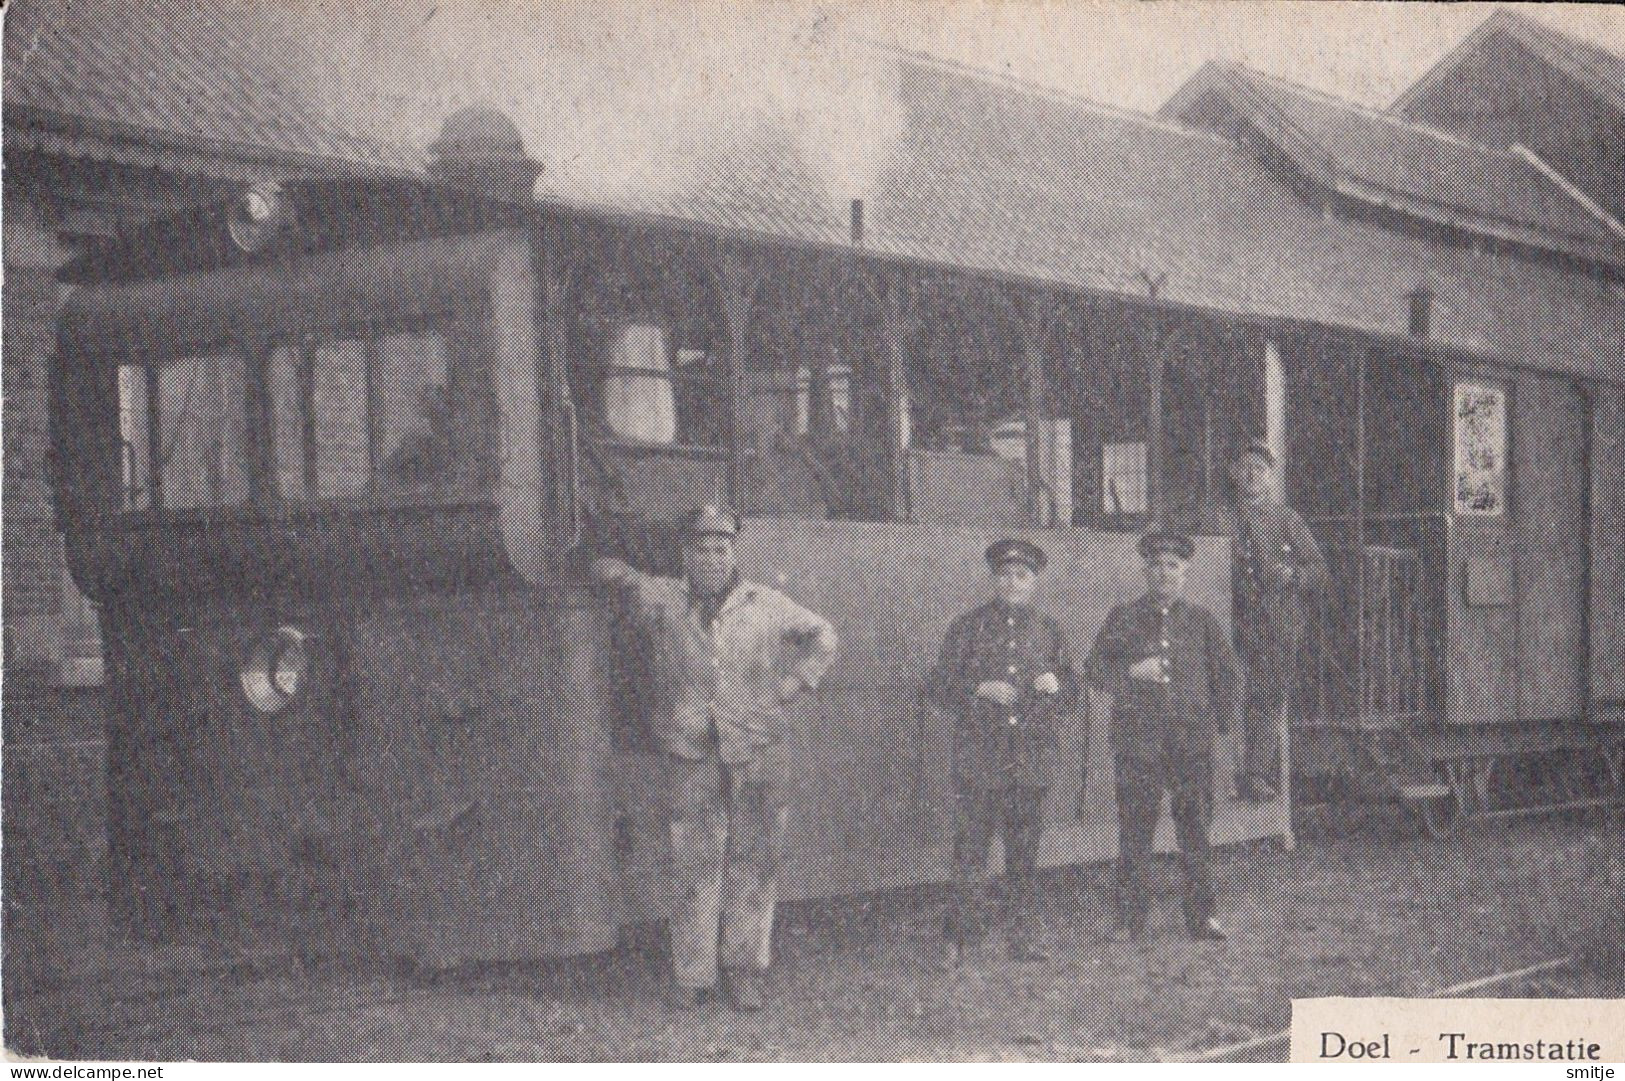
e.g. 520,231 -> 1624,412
4,0 -> 421,180
1176,61 -> 1625,270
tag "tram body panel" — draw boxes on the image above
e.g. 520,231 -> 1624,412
99,583 -> 622,960
609,519 -> 1246,921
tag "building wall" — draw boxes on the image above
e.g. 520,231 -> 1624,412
4,156 -> 255,688
3,196 -> 74,682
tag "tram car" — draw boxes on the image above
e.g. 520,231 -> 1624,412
49,105 -> 1622,958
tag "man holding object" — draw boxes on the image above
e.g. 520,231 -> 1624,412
928,539 -> 1079,966
1086,531 -> 1242,941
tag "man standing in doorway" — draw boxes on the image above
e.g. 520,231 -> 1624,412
929,539 -> 1079,966
1202,440 -> 1327,803
591,504 -> 837,1011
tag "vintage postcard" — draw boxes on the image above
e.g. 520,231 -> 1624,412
4,0 -> 1623,1064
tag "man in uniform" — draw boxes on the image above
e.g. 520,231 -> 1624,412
591,504 -> 837,1010
928,539 -> 1079,966
1086,531 -> 1242,941
1202,440 -> 1327,802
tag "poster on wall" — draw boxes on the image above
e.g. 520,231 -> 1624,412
1453,382 -> 1506,516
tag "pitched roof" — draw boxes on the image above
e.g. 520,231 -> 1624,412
13,6 -> 1623,381
1393,8 -> 1625,118
3,0 -> 419,179
539,53 -> 1625,380
1161,61 -> 1625,268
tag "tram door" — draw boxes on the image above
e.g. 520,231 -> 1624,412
1514,374 -> 1588,723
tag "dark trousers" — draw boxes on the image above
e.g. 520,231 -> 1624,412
945,785 -> 1046,946
1240,623 -> 1301,783
1114,749 -> 1213,928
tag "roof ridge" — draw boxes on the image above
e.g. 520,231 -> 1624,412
868,39 -> 1238,147
1490,7 -> 1625,64
1392,7 -> 1625,115
1220,61 -> 1525,158
1490,7 -> 1625,105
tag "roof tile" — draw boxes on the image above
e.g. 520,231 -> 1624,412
4,0 -> 418,174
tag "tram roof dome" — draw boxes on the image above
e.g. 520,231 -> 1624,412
428,106 -> 542,199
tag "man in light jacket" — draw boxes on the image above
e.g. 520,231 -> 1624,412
592,504 -> 837,1011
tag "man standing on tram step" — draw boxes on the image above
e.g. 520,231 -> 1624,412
591,504 -> 837,1011
928,538 -> 1079,967
1086,531 -> 1242,941
1200,439 -> 1327,803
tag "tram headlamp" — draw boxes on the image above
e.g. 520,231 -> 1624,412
227,182 -> 289,254
240,625 -> 310,714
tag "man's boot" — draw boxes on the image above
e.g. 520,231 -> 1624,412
724,969 -> 766,1012
1240,773 -> 1277,803
667,983 -> 706,1010
1109,909 -> 1147,943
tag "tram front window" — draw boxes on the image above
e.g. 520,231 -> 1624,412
115,326 -> 479,513
118,352 -> 251,511
269,331 -> 455,501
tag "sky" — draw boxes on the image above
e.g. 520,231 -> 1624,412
275,0 -> 1622,198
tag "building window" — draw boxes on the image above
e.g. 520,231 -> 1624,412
791,363 -> 852,438
1101,440 -> 1148,518
117,365 -> 152,511
600,323 -> 726,448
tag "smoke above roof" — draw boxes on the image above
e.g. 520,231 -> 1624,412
300,0 -> 906,203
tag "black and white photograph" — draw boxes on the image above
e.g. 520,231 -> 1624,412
4,0 -> 1624,1062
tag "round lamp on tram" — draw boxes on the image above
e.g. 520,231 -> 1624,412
240,625 -> 311,714
227,183 -> 290,254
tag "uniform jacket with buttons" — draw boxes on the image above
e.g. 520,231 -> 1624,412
927,601 -> 1080,791
1085,594 -> 1243,761
597,559 -> 837,763
1199,498 -> 1328,649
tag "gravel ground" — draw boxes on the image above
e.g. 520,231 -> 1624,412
6,814 -> 1623,1061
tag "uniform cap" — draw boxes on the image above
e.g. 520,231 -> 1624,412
985,538 -> 1046,572
1138,530 -> 1195,561
1235,438 -> 1277,468
684,503 -> 741,538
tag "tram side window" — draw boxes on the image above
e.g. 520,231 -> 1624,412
312,340 -> 370,498
269,330 -> 456,502
1101,441 -> 1148,518
600,323 -> 726,448
117,353 -> 250,511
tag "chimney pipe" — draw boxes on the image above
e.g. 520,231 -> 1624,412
1408,286 -> 1434,339
850,198 -> 864,245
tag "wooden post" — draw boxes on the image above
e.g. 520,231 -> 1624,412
1201,386 -> 1215,510
1354,338 -> 1369,723
1146,315 -> 1166,525
880,272 -> 914,522
717,249 -> 756,508
1019,291 -> 1052,526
